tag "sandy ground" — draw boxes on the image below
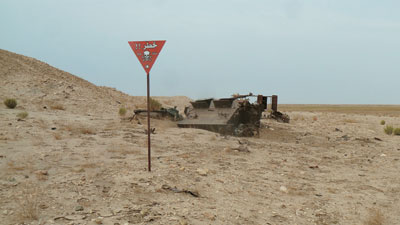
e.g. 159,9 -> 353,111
1,49 -> 400,225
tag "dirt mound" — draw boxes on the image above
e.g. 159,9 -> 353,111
0,49 -> 190,115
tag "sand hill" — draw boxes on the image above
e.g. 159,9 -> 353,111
0,49 -> 190,116
1,49 -> 400,225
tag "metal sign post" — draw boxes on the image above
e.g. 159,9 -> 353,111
128,40 -> 166,171
146,72 -> 151,171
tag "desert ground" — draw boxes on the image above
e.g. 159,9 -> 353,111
1,49 -> 400,225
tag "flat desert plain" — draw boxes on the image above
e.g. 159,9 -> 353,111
1,49 -> 400,225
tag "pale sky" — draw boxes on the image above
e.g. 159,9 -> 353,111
1,0 -> 399,104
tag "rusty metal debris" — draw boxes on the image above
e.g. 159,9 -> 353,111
177,93 -> 289,136
133,107 -> 183,121
268,110 -> 290,123
161,184 -> 199,197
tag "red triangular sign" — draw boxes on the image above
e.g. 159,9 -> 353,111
128,40 -> 166,74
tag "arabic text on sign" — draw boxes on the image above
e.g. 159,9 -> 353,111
144,42 -> 158,50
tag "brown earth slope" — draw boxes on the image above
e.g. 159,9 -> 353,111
1,49 -> 400,225
0,49 -> 190,115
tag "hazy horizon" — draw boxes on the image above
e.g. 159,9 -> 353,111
1,0 -> 399,104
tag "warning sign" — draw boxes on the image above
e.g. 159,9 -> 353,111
128,40 -> 166,74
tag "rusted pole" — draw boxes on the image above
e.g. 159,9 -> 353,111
272,95 -> 278,112
147,72 -> 151,171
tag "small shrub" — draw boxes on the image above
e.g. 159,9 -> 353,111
384,125 -> 393,135
4,98 -> 17,109
364,209 -> 385,225
16,182 -> 43,221
312,116 -> 318,121
62,124 -> 95,135
394,128 -> 400,136
80,127 -> 95,135
53,133 -> 62,140
119,107 -> 127,116
35,171 -> 48,181
380,120 -> 385,125
343,119 -> 358,123
17,111 -> 28,119
149,97 -> 162,111
50,104 -> 65,110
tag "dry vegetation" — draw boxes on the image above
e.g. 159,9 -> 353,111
119,107 -> 127,116
384,125 -> 394,135
364,209 -> 385,225
4,98 -> 17,109
149,97 -> 162,111
15,183 -> 43,221
53,132 -> 62,140
79,127 -> 96,135
61,124 -> 96,135
342,118 -> 359,123
16,111 -> 28,119
50,104 -> 65,110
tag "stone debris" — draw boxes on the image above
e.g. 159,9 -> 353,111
280,186 -> 288,193
35,170 -> 48,176
179,218 -> 188,225
232,145 -> 250,153
203,212 -> 216,221
75,205 -> 84,211
92,217 -> 103,224
196,168 -> 209,176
